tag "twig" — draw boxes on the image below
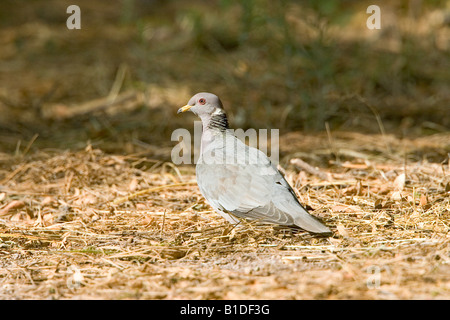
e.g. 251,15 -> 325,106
0,163 -> 33,184
110,181 -> 197,205
160,210 -> 166,238
290,158 -> 331,181
107,63 -> 128,103
21,133 -> 39,158
325,122 -> 340,163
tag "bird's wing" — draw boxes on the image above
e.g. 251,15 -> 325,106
196,134 -> 331,235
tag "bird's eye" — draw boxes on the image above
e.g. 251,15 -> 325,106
198,98 -> 206,105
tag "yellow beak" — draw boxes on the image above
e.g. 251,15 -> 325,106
177,105 -> 192,114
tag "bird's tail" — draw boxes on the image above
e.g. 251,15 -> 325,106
293,210 -> 332,236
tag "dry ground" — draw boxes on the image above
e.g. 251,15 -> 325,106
0,0 -> 449,300
0,132 -> 449,300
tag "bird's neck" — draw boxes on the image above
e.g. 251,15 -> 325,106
203,110 -> 229,132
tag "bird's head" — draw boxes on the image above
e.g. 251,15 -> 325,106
177,92 -> 224,117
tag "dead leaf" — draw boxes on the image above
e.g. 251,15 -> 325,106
129,177 -> 138,191
393,173 -> 405,191
135,203 -> 147,210
331,205 -> 349,212
391,191 -> 403,201
41,196 -> 56,206
355,180 -> 363,196
419,194 -> 428,207
0,200 -> 25,216
374,199 -> 383,209
336,223 -> 350,237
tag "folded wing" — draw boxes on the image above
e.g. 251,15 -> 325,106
196,134 -> 331,235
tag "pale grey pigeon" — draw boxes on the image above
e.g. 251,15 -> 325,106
178,92 -> 332,236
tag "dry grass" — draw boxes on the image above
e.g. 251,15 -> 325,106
1,0 -> 449,154
0,132 -> 449,299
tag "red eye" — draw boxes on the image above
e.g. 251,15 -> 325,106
198,98 -> 206,105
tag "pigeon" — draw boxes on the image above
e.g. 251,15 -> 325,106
178,92 -> 332,236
